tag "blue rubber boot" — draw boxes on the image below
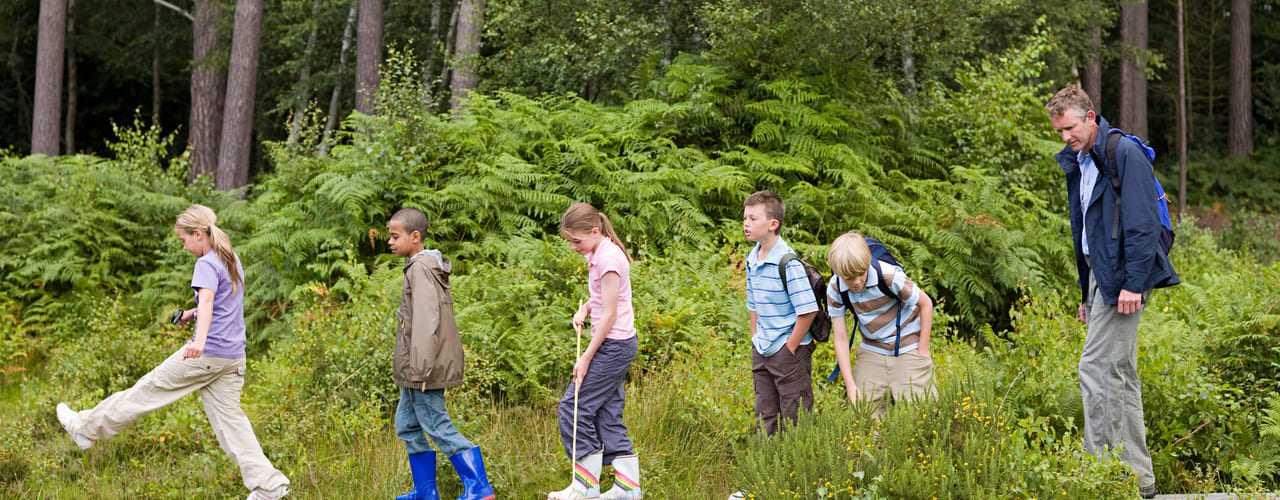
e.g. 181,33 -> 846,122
397,451 -> 439,500
448,447 -> 496,500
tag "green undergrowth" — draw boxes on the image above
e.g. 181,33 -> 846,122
3,219 -> 1280,497
732,374 -> 1135,499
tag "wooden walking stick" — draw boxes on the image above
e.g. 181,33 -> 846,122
571,300 -> 583,476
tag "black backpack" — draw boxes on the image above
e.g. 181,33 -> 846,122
778,253 -> 831,342
826,237 -> 903,382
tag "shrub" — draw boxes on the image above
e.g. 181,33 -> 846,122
731,373 -> 1134,499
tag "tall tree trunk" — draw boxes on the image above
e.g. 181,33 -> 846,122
1083,3 -> 1102,111
321,0 -> 357,155
424,0 -> 441,83
287,0 -> 323,147
64,0 -> 75,153
438,3 -> 458,96
216,0 -> 264,190
152,3 -> 161,124
190,0 -> 225,182
1228,0 -> 1252,157
32,0 -> 67,156
355,0 -> 383,116
1118,0 -> 1148,138
1177,0 -> 1188,215
449,0 -> 482,114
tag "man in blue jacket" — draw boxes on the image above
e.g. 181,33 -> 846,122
1046,86 -> 1180,499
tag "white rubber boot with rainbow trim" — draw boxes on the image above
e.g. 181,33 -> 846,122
599,454 -> 641,499
548,451 -> 602,500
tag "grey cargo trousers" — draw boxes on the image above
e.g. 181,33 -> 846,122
1080,269 -> 1155,487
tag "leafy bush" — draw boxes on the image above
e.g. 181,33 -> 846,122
251,236 -> 749,407
732,373 -> 1134,499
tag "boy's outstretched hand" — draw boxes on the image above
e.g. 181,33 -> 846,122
847,387 -> 861,405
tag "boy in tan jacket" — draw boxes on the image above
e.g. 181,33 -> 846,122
387,207 -> 495,500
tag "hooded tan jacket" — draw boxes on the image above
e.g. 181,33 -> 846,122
393,251 -> 465,390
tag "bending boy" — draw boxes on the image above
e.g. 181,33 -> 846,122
826,232 -> 935,419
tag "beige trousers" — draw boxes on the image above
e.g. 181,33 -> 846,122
854,347 -> 936,419
76,347 -> 289,491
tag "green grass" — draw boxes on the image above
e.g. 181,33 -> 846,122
0,345 -> 747,499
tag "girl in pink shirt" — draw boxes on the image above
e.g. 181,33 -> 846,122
547,203 -> 642,500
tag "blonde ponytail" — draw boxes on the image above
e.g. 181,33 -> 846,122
176,205 -> 245,295
559,202 -> 632,262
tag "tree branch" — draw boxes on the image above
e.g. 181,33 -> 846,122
153,0 -> 193,22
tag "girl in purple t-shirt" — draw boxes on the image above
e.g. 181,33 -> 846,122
547,203 -> 642,500
56,205 -> 291,500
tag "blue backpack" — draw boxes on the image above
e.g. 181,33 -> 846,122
1091,128 -> 1176,254
826,237 -> 902,382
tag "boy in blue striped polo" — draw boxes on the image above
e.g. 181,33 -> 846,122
826,232 -> 935,419
742,190 -> 819,437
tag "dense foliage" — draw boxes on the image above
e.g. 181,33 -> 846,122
2,5 -> 1279,498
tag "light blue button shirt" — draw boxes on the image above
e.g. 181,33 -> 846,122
1077,149 -> 1098,256
745,238 -> 818,356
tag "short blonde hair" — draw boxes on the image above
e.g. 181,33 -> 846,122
828,232 -> 871,283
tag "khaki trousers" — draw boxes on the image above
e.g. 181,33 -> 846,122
854,347 -> 936,419
77,348 -> 289,491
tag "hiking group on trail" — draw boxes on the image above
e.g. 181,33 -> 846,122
52,85 -> 1180,500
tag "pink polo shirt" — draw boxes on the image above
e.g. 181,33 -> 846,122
587,237 -> 636,340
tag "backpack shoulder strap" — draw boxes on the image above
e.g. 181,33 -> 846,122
836,276 -> 853,320
1104,130 -> 1124,240
778,252 -> 796,296
1104,129 -> 1124,193
871,260 -> 895,300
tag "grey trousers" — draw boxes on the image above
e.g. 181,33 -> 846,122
1080,270 -> 1155,487
558,336 -> 637,464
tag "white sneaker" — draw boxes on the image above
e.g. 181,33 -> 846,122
56,403 -> 94,450
728,490 -> 749,500
246,485 -> 289,500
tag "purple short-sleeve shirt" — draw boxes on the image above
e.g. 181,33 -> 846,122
190,250 -> 246,358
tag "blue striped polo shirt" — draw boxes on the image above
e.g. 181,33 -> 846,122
746,238 -> 819,356
827,265 -> 924,356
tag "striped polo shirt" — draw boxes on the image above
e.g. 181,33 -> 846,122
827,265 -> 924,356
746,238 -> 819,356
